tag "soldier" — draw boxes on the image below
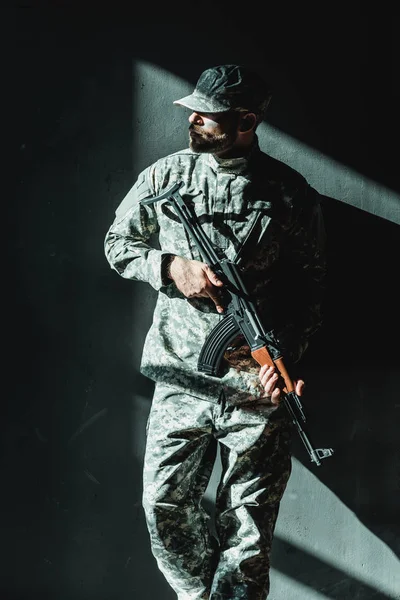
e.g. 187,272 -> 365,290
104,64 -> 326,599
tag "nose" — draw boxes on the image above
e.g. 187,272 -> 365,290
189,111 -> 203,125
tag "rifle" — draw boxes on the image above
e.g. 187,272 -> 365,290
142,181 -> 334,466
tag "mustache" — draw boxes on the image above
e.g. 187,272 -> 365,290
189,125 -> 204,135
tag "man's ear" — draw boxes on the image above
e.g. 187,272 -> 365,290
239,113 -> 257,132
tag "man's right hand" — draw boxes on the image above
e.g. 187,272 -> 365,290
169,256 -> 225,313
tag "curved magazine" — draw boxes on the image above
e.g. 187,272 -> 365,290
197,314 -> 241,376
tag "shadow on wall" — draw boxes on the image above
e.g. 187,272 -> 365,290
286,197 -> 400,563
270,536 -> 398,599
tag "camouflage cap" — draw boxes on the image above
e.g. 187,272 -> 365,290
173,64 -> 272,115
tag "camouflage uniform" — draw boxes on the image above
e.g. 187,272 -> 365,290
104,136 -> 326,599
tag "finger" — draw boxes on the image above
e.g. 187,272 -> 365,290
295,379 -> 305,396
206,290 -> 225,314
204,265 -> 224,287
270,388 -> 281,405
260,372 -> 272,389
259,363 -> 275,378
204,278 -> 225,312
260,369 -> 276,390
261,370 -> 279,395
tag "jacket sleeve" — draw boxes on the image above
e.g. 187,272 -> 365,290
277,184 -> 327,363
104,165 -> 171,291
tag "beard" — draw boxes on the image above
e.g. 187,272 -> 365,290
189,126 -> 238,154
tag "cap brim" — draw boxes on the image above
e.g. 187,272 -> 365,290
173,93 -> 228,113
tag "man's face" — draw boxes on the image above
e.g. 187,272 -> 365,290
188,111 -> 240,154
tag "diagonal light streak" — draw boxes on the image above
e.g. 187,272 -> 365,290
272,458 -> 400,599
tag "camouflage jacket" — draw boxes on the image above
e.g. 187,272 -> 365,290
104,137 -> 326,403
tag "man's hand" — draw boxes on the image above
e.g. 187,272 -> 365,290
259,364 -> 305,405
169,256 -> 225,313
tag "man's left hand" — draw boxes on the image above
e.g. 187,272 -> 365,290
259,364 -> 305,405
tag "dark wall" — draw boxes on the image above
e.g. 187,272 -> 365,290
7,3 -> 399,599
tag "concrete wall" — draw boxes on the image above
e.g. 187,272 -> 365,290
7,4 -> 399,599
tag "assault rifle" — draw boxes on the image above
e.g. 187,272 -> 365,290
142,181 -> 334,466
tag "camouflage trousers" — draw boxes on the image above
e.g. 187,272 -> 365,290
142,382 -> 292,600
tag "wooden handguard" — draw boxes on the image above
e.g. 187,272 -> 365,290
251,347 -> 295,394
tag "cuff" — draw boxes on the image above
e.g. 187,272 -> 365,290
161,253 -> 176,287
